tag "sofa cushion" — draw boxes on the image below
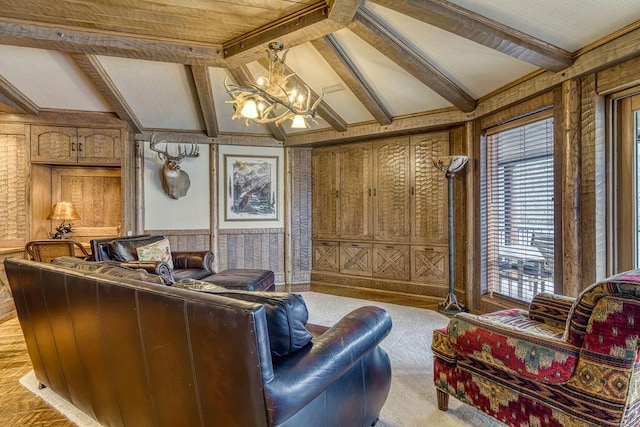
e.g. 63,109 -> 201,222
51,256 -> 118,271
175,278 -> 312,358
91,264 -> 167,286
136,237 -> 174,269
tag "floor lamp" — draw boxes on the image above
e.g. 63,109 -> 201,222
432,155 -> 469,315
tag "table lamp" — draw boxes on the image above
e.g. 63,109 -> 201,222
47,201 -> 80,239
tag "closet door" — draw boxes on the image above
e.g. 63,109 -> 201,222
312,147 -> 340,239
411,132 -> 449,244
373,137 -> 411,242
339,143 -> 373,240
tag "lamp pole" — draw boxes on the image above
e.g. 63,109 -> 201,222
432,156 -> 469,315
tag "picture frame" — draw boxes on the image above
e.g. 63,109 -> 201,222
218,145 -> 284,229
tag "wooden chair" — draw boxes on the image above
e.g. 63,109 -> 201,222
25,240 -> 90,263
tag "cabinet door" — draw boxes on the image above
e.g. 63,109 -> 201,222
340,242 -> 372,276
373,244 -> 410,280
339,143 -> 372,240
312,148 -> 339,239
373,138 -> 410,241
313,241 -> 339,272
77,128 -> 121,165
31,125 -> 78,163
411,132 -> 449,244
411,245 -> 448,284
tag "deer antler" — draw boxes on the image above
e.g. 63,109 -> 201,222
149,131 -> 200,162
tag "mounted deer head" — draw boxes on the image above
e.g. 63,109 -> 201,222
149,132 -> 200,199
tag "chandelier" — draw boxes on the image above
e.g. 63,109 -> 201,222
225,41 -> 323,129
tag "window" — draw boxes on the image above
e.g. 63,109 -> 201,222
482,111 -> 555,303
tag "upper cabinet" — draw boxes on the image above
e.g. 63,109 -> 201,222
31,125 -> 121,165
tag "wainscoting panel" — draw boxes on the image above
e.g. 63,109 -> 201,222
218,229 -> 285,284
145,230 -> 211,252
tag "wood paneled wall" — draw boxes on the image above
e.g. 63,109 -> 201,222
287,147 -> 312,285
218,229 -> 285,284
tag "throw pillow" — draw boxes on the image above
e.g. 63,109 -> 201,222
136,238 -> 174,269
175,278 -> 312,358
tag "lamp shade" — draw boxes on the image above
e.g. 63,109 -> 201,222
47,201 -> 80,220
432,155 -> 469,174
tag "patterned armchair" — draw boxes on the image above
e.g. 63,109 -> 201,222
432,269 -> 640,427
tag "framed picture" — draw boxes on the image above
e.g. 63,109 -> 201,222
218,145 -> 284,229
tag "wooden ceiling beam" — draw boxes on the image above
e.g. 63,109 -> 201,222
350,8 -> 476,113
368,0 -> 572,72
0,74 -> 38,115
311,35 -> 392,125
0,20 -> 226,67
190,65 -> 219,138
71,53 -> 143,133
228,66 -> 287,142
223,1 -> 361,68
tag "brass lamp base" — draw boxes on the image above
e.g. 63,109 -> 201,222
437,293 -> 469,315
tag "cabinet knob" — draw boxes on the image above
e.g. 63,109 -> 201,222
78,142 -> 82,152
71,142 -> 75,152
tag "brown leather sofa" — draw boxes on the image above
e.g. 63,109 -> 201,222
90,234 -> 214,281
6,257 -> 392,426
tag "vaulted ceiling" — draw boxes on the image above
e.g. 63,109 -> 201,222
0,0 -> 638,145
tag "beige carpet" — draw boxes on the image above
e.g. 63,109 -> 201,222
20,291 -> 503,426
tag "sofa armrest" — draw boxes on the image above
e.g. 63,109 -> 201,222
119,260 -> 175,285
263,306 -> 392,424
449,310 -> 579,384
528,292 -> 575,329
171,251 -> 214,272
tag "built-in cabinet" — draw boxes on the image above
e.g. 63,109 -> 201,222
312,131 -> 450,295
31,125 -> 121,165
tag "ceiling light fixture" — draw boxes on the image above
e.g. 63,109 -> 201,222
225,41 -> 323,129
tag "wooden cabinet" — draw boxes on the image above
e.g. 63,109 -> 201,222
313,240 -> 339,272
373,138 -> 411,242
411,245 -> 448,284
339,143 -> 373,240
31,125 -> 121,165
411,132 -> 449,244
340,242 -> 372,276
312,148 -> 339,239
373,244 -> 410,280
311,130 -> 451,292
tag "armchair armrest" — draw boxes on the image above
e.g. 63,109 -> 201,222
528,292 -> 575,329
171,251 -> 214,272
449,310 -> 579,384
119,260 -> 175,285
263,306 -> 392,424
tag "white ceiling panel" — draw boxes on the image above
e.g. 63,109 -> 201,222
97,56 -> 203,131
0,45 -> 110,112
285,42 -> 374,124
445,0 -> 640,52
366,3 -> 538,99
331,29 -> 451,116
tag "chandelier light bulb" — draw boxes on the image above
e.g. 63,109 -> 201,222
256,76 -> 265,87
240,99 -> 259,119
291,114 -> 308,129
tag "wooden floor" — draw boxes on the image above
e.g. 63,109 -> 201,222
0,286 -> 441,426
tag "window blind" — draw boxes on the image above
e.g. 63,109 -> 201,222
482,112 -> 555,303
